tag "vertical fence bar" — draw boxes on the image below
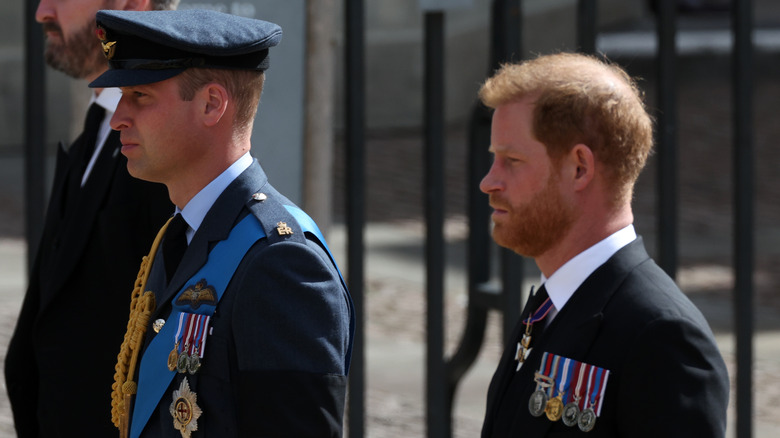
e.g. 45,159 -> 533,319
345,0 -> 366,436
24,0 -> 46,271
656,0 -> 679,278
493,0 -> 525,344
732,0 -> 754,437
424,10 -> 448,438
576,0 -> 597,54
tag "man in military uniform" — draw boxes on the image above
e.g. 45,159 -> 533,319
89,9 -> 354,438
5,0 -> 174,436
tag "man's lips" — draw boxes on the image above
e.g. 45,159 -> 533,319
120,139 -> 140,153
488,197 -> 509,214
41,23 -> 62,39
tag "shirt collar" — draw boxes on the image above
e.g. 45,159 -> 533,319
92,87 -> 122,113
542,224 -> 637,314
176,152 -> 254,243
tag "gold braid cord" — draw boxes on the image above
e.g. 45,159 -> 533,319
111,217 -> 173,432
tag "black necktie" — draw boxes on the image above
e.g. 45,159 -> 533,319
163,214 -> 188,284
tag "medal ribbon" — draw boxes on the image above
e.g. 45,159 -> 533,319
547,355 -> 561,397
533,352 -> 550,391
173,313 -> 185,350
181,314 -> 196,355
567,361 -> 586,405
188,314 -> 203,356
197,316 -> 211,358
586,366 -> 607,416
523,297 -> 553,326
557,357 -> 573,397
595,368 -> 610,416
583,365 -> 596,410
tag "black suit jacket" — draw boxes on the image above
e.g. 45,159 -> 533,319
132,160 -> 353,438
482,238 -> 729,437
5,129 -> 172,437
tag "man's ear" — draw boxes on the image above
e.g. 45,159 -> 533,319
120,0 -> 152,12
568,143 -> 595,191
200,83 -> 229,127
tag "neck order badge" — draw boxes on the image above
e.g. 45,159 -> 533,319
515,286 -> 553,370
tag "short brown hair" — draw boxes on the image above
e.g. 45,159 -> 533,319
479,52 -> 654,204
177,68 -> 265,134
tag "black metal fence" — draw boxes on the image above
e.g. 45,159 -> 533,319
339,0 -> 755,437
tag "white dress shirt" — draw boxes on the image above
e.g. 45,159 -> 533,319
176,152 -> 254,243
541,224 -> 638,322
81,87 -> 121,186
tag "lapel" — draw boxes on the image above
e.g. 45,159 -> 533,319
484,290 -> 542,425
49,142 -> 75,220
39,132 -> 123,308
149,160 -> 269,320
488,238 -> 652,438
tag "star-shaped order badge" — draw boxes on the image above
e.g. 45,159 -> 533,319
170,377 -> 202,438
515,333 -> 532,371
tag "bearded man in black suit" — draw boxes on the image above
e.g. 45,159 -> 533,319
5,0 -> 174,436
479,52 -> 729,437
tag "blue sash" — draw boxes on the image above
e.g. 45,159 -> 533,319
130,206 -> 354,438
130,215 -> 264,438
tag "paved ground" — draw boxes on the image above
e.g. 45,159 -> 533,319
2,7 -> 780,438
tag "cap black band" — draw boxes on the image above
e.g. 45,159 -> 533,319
109,57 -> 206,71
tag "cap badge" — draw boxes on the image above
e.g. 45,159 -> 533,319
96,26 -> 116,59
175,279 -> 217,310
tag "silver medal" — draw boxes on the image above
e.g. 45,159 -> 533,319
577,407 -> 597,432
528,389 -> 549,417
177,351 -> 190,374
562,401 -> 580,427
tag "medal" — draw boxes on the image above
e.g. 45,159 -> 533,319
577,407 -> 597,432
168,342 -> 180,372
577,364 -> 609,432
562,362 -> 587,427
188,315 -> 210,374
579,364 -> 609,432
177,314 -> 199,373
188,348 -> 202,374
177,343 -> 190,373
168,313 -> 186,371
562,401 -> 581,427
514,332 -> 532,371
514,289 -> 553,372
186,315 -> 205,374
528,390 -> 549,417
545,394 -> 564,421
170,377 -> 202,438
169,313 -> 212,374
528,353 -> 555,417
546,357 -> 572,421
542,354 -> 562,420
